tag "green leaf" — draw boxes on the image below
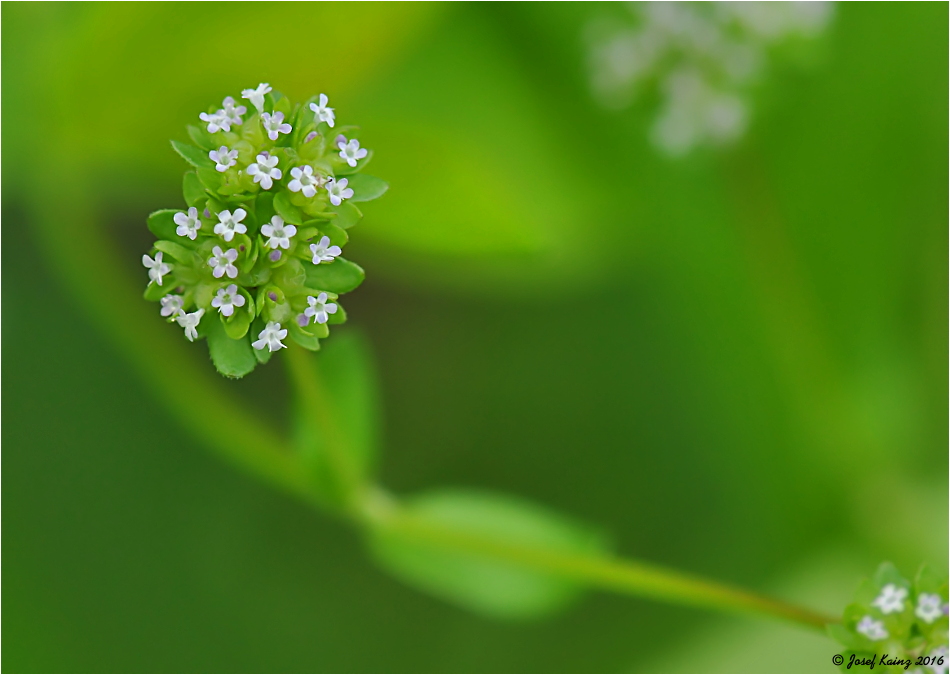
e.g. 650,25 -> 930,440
153,240 -> 194,263
196,166 -> 222,192
183,172 -> 206,207
206,313 -> 257,378
327,303 -> 347,325
346,174 -> 388,202
147,209 -> 179,240
292,329 -> 381,499
143,279 -> 173,302
317,220 -> 349,247
255,192 -> 276,225
223,307 -> 251,340
187,124 -> 215,151
304,257 -> 365,294
368,489 -> 607,619
273,190 -> 304,225
289,323 -> 320,351
332,201 -> 363,229
171,140 -> 213,168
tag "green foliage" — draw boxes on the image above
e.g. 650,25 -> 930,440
206,312 -> 257,378
369,489 -> 607,619
346,174 -> 389,202
304,258 -> 365,295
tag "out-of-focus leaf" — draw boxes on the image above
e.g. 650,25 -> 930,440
368,489 -> 607,619
305,257 -> 365,294
206,313 -> 256,378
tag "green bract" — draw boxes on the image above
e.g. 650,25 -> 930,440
829,562 -> 948,674
141,86 -> 387,378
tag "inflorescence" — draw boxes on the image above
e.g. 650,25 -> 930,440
142,84 -> 387,377
830,563 -> 948,674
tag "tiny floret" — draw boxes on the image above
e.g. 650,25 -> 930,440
247,153 -> 281,190
221,96 -> 246,126
310,93 -> 335,128
176,308 -> 204,342
305,293 -> 338,325
872,584 -> 908,615
199,109 -> 231,134
261,215 -> 297,250
209,146 -> 238,172
214,208 -> 248,242
174,207 -> 202,240
261,111 -> 292,141
310,236 -> 342,264
326,177 -> 354,206
160,294 -> 185,318
241,83 -> 272,113
855,615 -> 888,641
917,593 -> 945,624
338,137 -> 368,167
211,284 -> 246,317
252,321 -> 289,352
208,246 -> 239,279
288,165 -> 323,198
143,251 -> 172,286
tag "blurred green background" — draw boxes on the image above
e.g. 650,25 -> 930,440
2,2 -> 946,672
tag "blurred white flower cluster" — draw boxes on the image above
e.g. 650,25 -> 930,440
587,2 -> 834,156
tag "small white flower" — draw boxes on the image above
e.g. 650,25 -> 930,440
305,292 -> 338,325
337,137 -> 368,167
213,208 -> 247,242
176,308 -> 205,342
927,646 -> 948,675
855,615 -> 888,641
325,177 -> 354,206
261,111 -> 292,141
221,96 -> 246,126
261,215 -> 297,250
208,246 -> 239,279
209,146 -> 238,172
160,294 -> 185,318
142,251 -> 172,286
872,584 -> 908,615
247,153 -> 282,190
173,206 -> 202,240
917,593 -> 945,624
288,165 -> 324,198
252,321 -> 289,352
310,236 -> 342,264
309,93 -> 335,127
211,284 -> 246,317
199,109 -> 231,134
241,82 -> 272,113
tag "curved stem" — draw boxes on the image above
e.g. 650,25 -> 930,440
360,491 -> 834,630
32,176 -> 836,636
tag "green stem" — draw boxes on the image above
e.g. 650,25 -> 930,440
282,343 -> 366,509
361,491 -> 834,630
32,177 -> 836,636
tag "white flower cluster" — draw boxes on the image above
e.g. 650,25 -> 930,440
143,84 -> 375,366
587,2 -> 834,155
